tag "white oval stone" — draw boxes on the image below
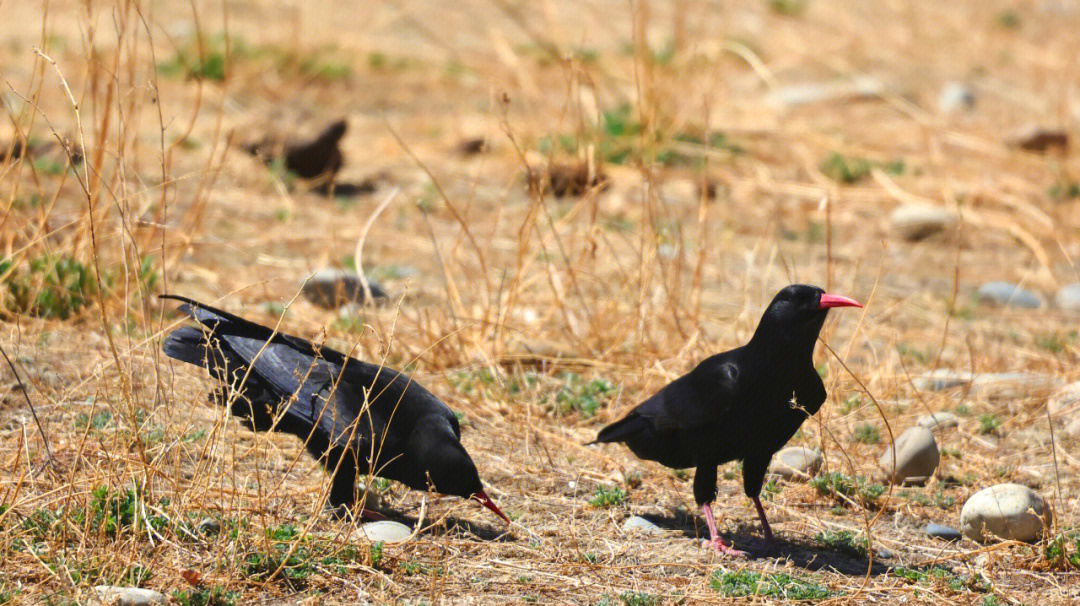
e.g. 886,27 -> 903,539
1055,283 -> 1080,310
359,520 -> 412,544
889,204 -> 958,241
879,426 -> 939,485
916,412 -> 959,432
91,587 -> 167,606
960,483 -> 1051,543
768,447 -> 823,480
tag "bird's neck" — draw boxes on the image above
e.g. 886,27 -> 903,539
746,323 -> 820,368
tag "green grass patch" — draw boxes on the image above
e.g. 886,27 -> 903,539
710,568 -> 836,600
810,472 -> 886,505
813,530 -> 868,557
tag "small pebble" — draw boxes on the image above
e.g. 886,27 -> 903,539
925,523 -> 962,542
769,447 -> 823,480
916,412 -> 959,432
91,587 -> 167,606
976,281 -> 1043,308
622,515 -> 664,535
889,204 -> 958,241
875,548 -> 894,559
879,427 -> 939,485
960,483 -> 1051,543
1055,283 -> 1080,310
938,81 -> 975,113
359,520 -> 412,544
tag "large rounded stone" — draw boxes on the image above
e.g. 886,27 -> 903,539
768,447 -> 823,480
879,426 -> 939,485
359,520 -> 412,544
889,204 -> 958,241
622,515 -> 663,535
916,412 -> 959,432
91,587 -> 167,606
976,282 -> 1043,308
960,484 -> 1051,543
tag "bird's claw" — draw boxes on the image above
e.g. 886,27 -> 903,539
704,538 -> 748,558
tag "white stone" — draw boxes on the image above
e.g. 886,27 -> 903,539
889,204 -> 958,241
960,483 -> 1051,543
622,515 -> 663,535
916,412 -> 959,432
359,520 -> 412,543
91,587 -> 167,606
939,81 -> 976,113
879,426 -> 939,485
1055,283 -> 1080,310
768,447 -> 823,480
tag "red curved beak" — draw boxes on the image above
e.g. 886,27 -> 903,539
474,490 -> 511,524
818,293 -> 862,310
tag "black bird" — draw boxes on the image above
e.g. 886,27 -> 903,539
160,294 -> 509,524
591,285 -> 861,556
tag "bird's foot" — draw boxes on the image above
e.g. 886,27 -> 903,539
703,537 -> 748,558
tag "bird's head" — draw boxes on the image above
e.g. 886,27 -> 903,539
753,284 -> 862,350
419,434 -> 511,524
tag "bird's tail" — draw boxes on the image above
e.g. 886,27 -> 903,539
588,414 -> 649,445
162,326 -> 212,367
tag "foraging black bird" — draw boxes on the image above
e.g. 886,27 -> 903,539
160,294 -> 509,524
591,285 -> 861,556
245,119 -> 346,182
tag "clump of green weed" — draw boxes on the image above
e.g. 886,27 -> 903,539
551,372 -> 616,418
710,569 -> 836,599
589,485 -> 627,508
810,472 -> 886,505
814,530 -> 868,557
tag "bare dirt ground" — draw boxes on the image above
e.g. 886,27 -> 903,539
2,1 -> 1080,604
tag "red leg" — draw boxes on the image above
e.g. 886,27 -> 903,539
751,496 -> 775,544
701,503 -> 747,557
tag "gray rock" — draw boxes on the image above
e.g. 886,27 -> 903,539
938,81 -> 976,113
977,282 -> 1043,308
768,447 -> 823,480
913,370 -> 1060,398
1055,283 -> 1080,310
301,268 -> 388,309
622,515 -> 664,535
960,483 -> 1051,543
925,522 -> 962,541
889,204 -> 958,241
875,548 -> 893,559
197,517 -> 220,535
359,520 -> 412,543
879,426 -> 939,485
91,587 -> 167,606
916,412 -> 959,432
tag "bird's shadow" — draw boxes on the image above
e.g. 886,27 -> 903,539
317,180 -> 377,197
334,508 -> 513,542
637,512 -> 890,576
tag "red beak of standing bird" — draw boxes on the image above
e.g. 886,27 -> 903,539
591,285 -> 862,557
818,293 -> 863,310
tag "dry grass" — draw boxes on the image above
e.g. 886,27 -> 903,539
2,1 -> 1080,604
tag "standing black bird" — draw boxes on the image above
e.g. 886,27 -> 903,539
160,294 -> 509,524
591,285 -> 861,556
